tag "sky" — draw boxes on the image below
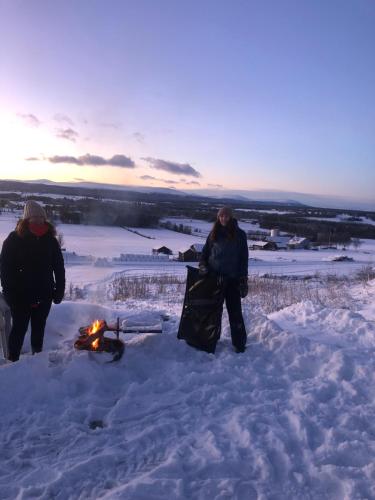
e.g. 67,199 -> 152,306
0,0 -> 374,204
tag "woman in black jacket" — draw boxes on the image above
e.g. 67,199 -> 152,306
0,200 -> 65,361
199,206 -> 248,353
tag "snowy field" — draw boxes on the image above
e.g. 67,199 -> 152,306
163,217 -> 267,236
1,213 -> 374,289
2,212 -> 375,498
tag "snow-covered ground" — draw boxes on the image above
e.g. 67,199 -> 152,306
1,275 -> 375,498
163,217 -> 266,236
2,211 -> 375,498
1,214 -> 374,289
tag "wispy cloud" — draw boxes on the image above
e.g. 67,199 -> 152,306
208,183 -> 223,188
53,113 -> 74,126
25,157 -> 40,161
139,175 -> 182,185
142,157 -> 201,178
56,128 -> 79,142
132,132 -> 145,144
27,153 -> 135,168
179,178 -> 200,186
17,113 -> 41,127
100,121 -> 122,130
140,175 -> 157,181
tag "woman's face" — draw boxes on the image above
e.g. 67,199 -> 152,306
218,213 -> 231,226
29,216 -> 45,225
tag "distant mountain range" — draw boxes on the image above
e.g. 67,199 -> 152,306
185,188 -> 375,211
0,178 -> 374,211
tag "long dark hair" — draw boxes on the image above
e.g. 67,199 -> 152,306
210,217 -> 237,241
16,219 -> 56,238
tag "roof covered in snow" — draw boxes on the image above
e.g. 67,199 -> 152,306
190,243 -> 204,252
288,236 -> 309,245
248,240 -> 274,248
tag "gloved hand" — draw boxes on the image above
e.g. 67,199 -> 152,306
239,277 -> 248,298
198,263 -> 209,276
53,290 -> 64,305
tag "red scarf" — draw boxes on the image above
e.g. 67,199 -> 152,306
29,222 -> 49,237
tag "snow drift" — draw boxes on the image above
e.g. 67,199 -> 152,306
1,280 -> 375,499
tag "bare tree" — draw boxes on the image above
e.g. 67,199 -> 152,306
351,238 -> 362,250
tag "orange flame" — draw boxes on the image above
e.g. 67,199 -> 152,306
88,320 -> 102,335
92,338 -> 100,350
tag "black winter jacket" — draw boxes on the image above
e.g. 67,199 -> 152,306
0,228 -> 65,306
200,221 -> 248,279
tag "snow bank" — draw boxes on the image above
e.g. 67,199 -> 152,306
1,281 -> 375,498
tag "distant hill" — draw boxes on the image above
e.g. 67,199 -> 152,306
0,178 -> 306,209
1,178 -> 374,211
185,188 -> 375,211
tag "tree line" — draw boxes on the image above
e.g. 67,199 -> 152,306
259,214 -> 375,244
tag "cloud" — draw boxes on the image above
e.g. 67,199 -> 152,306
109,155 -> 135,167
179,178 -> 200,186
17,113 -> 41,127
25,157 -> 40,161
142,157 -> 201,178
100,121 -> 122,129
139,175 -> 182,185
29,153 -> 135,168
53,113 -> 74,126
48,155 -> 80,165
74,177 -> 86,181
140,175 -> 157,181
208,183 -> 223,188
56,128 -> 79,142
132,132 -> 145,144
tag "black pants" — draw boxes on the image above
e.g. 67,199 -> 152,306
223,278 -> 247,350
8,301 -> 52,361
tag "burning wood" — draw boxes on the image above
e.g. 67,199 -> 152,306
74,319 -> 124,361
74,317 -> 164,362
91,338 -> 100,350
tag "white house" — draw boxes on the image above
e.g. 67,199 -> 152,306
288,237 -> 310,249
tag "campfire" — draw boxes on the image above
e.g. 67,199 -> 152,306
74,319 -> 125,362
74,317 -> 165,362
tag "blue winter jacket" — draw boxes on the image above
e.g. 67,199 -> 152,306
200,220 -> 248,279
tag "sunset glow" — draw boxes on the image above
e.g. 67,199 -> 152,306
0,1 -> 373,203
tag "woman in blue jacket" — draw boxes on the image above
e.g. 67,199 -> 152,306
199,206 -> 248,353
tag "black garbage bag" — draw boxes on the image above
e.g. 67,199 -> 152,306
177,266 -> 225,353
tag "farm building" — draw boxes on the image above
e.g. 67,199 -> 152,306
268,236 -> 290,249
248,241 -> 278,251
152,245 -> 173,256
178,243 -> 204,262
288,237 -> 310,249
190,243 -> 205,254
